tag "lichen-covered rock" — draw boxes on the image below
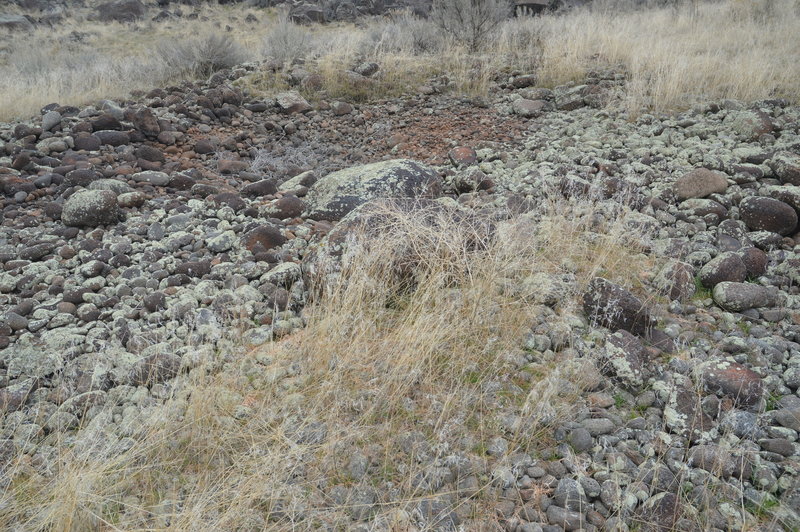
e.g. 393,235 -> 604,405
582,277 -> 655,336
723,109 -> 773,141
673,168 -> 728,201
698,252 -> 747,288
62,189 -> 121,227
276,91 -> 311,114
739,196 -> 798,235
698,359 -> 763,409
131,171 -> 170,186
653,260 -> 695,300
97,0 -> 146,22
769,152 -> 800,186
303,159 -> 443,221
602,330 -> 647,389
712,282 -> 779,312
302,198 -> 491,297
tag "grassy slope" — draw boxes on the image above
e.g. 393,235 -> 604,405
0,1 -> 798,121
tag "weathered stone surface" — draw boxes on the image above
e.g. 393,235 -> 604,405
699,359 -> 763,409
653,260 -> 695,300
512,98 -> 547,118
0,15 -> 34,32
712,282 -> 779,312
633,492 -> 681,532
769,152 -> 800,186
739,196 -> 798,235
276,91 -> 311,114
698,252 -> 747,288
583,278 -> 655,336
602,330 -> 647,388
241,225 -> 286,253
97,0 -> 146,23
62,190 -> 121,227
132,171 -> 170,186
673,168 -> 728,201
303,159 -> 443,222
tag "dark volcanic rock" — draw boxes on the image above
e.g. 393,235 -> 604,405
712,282 -> 779,312
698,252 -> 747,288
241,225 -> 286,253
700,359 -> 764,409
97,0 -> 146,23
61,190 -> 120,227
739,196 -> 798,235
583,277 -> 655,336
303,159 -> 443,222
673,168 -> 728,201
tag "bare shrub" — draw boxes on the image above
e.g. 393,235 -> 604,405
262,11 -> 317,65
157,33 -> 247,78
360,10 -> 445,55
430,0 -> 512,52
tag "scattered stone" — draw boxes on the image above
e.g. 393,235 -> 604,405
62,190 -> 121,227
712,282 -> 779,312
739,196 -> 798,235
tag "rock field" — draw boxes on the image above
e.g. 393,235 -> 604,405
1,57 -> 800,530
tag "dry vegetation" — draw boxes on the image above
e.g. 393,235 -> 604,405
1,0 -> 799,121
0,195 -> 658,529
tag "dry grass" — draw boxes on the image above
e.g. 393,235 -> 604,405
2,1 -> 798,122
0,195 -> 657,530
532,0 -> 800,113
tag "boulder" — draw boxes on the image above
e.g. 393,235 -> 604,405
769,152 -> 800,186
97,0 -> 146,22
673,168 -> 728,201
582,277 -> 655,336
698,252 -> 747,288
276,91 -> 311,114
303,159 -> 443,222
602,330 -> 647,389
62,190 -> 121,227
699,359 -> 763,409
739,196 -> 798,235
0,15 -> 34,32
712,282 -> 779,312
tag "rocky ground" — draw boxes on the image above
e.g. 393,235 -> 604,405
1,54 -> 800,531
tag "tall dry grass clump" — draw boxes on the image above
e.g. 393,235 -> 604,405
530,0 -> 800,112
0,196 -> 656,530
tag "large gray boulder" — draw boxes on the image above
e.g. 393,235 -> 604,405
62,190 -> 121,227
303,159 -> 443,222
673,168 -> 728,201
712,281 -> 779,312
0,15 -> 34,32
96,0 -> 146,23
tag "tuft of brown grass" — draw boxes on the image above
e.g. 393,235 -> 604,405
0,194 -> 658,530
